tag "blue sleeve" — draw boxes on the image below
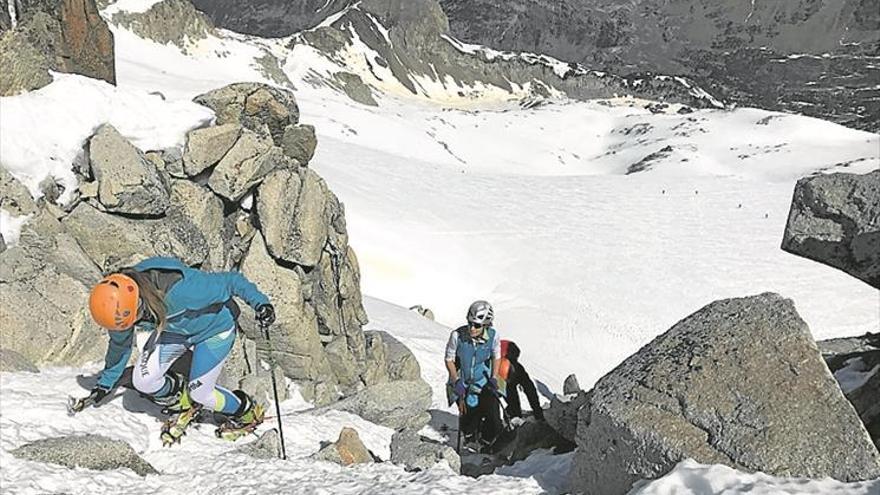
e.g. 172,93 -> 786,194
216,271 -> 270,309
97,329 -> 134,389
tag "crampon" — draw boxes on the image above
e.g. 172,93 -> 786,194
214,403 -> 265,441
160,405 -> 202,447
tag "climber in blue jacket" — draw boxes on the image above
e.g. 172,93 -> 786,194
80,256 -> 275,443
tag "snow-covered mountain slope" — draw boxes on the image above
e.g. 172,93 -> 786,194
2,300 -> 878,494
0,353 -> 551,495
2,3 -> 879,493
3,3 -> 878,392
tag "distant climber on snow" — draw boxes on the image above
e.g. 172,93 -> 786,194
69,256 -> 276,445
445,300 -> 505,452
498,339 -> 544,422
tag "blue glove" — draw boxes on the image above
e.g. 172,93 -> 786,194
453,379 -> 467,398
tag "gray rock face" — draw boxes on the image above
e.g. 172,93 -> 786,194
364,331 -> 421,383
169,180 -> 230,270
240,233 -> 339,403
838,352 -> 880,449
312,427 -> 374,465
194,0 -> 720,110
256,168 -> 328,267
819,333 -> 880,367
570,293 -> 880,495
193,83 -> 300,143
236,429 -> 283,460
825,346 -> 880,449
391,429 -> 461,473
310,243 -> 369,359
207,129 -> 285,202
0,349 -> 40,373
110,0 -> 214,51
182,124 -> 242,177
0,80 -> 397,414
0,167 -> 38,216
0,0 -> 115,96
545,390 -> 591,444
0,28 -> 53,95
782,170 -> 880,289
361,330 -> 420,387
88,124 -> 171,216
496,418 -> 574,464
439,0 -> 880,131
562,374 -> 580,395
63,202 -> 208,272
0,206 -> 105,366
190,0 -> 349,38
328,380 -> 432,430
333,71 -> 378,107
280,124 -> 317,165
11,435 -> 157,476
309,0 -> 717,108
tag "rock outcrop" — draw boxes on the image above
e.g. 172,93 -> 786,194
0,205 -> 106,365
545,389 -> 591,444
312,427 -> 374,465
0,0 -> 115,96
0,82 -> 426,415
11,435 -> 157,476
362,330 -> 421,386
194,83 -> 299,143
236,429 -> 283,460
110,0 -> 214,51
439,0 -> 880,131
821,337 -> 880,450
326,379 -> 432,430
782,170 -> 880,289
193,0 -> 721,109
570,293 -> 880,495
88,124 -> 171,216
391,429 -> 461,473
0,349 -> 40,373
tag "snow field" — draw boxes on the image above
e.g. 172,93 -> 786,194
1,8 -> 878,494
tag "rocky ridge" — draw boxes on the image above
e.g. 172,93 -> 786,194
0,0 -> 115,95
439,0 -> 880,131
191,0 -> 722,110
568,293 -> 880,494
0,82 -> 429,409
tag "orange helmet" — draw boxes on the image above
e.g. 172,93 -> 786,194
89,274 -> 139,331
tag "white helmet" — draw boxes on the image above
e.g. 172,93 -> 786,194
467,300 -> 494,326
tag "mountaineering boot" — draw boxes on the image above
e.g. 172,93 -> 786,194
215,390 -> 265,441
156,375 -> 201,446
151,373 -> 191,414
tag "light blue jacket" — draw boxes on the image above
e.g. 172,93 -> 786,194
97,257 -> 269,389
455,326 -> 497,406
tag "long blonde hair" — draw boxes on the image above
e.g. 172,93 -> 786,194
121,269 -> 168,333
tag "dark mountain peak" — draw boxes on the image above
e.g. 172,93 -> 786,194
438,0 -> 880,130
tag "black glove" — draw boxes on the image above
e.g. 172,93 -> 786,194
89,386 -> 110,404
256,304 -> 276,326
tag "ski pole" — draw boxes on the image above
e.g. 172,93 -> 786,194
261,321 -> 287,460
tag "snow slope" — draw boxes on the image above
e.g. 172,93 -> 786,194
1,6 -> 879,493
0,366 -> 548,495
2,300 -> 879,494
1,0 -> 877,408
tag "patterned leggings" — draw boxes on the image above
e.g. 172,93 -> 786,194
132,327 -> 240,415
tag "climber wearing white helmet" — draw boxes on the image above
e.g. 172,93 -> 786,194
445,300 -> 504,452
